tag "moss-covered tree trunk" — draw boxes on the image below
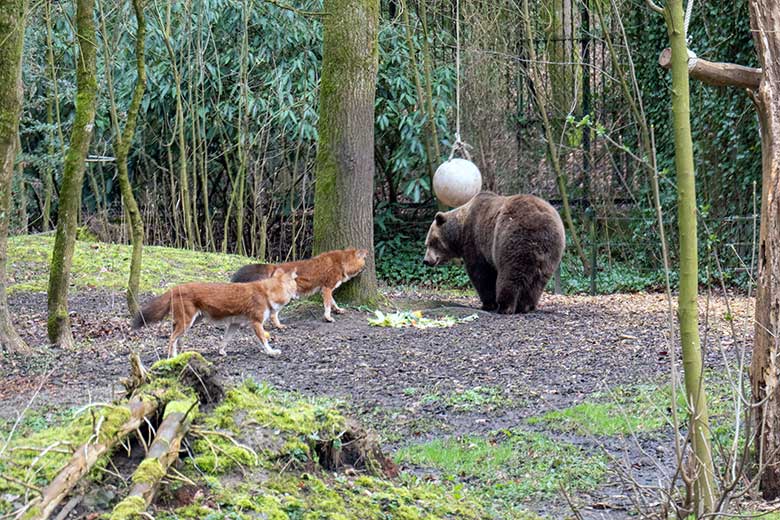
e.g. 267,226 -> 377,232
47,0 -> 98,347
748,0 -> 780,500
105,0 -> 146,316
664,0 -> 716,513
0,0 -> 29,354
312,0 -> 379,304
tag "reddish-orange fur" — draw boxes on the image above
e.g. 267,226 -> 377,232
231,248 -> 368,322
132,269 -> 298,358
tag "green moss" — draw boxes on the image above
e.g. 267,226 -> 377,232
131,458 -> 165,485
163,398 -> 199,419
171,472 -> 489,520
0,403 -> 134,514
6,234 -> 250,295
19,505 -> 42,520
190,380 -> 346,474
170,380 -> 506,519
150,352 -> 205,376
109,495 -> 147,520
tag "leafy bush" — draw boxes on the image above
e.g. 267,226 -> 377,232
375,235 -> 471,288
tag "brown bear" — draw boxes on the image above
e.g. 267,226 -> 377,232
423,192 -> 565,314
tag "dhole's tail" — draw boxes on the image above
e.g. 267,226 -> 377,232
131,291 -> 172,329
231,263 -> 274,283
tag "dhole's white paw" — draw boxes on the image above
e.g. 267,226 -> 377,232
323,314 -> 335,323
275,323 -> 287,330
265,347 -> 281,357
333,306 -> 345,315
219,347 -> 227,356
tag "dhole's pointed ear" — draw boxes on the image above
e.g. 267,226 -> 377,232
435,212 -> 447,226
290,269 -> 298,280
356,249 -> 368,259
271,268 -> 284,277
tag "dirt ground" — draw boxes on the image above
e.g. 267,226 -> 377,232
0,288 -> 756,518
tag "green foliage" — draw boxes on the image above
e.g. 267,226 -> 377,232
396,429 -> 606,515
626,0 -> 760,226
376,234 -> 470,288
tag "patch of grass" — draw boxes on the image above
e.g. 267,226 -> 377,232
396,429 -> 607,513
356,405 -> 451,445
529,377 -> 740,440
420,386 -> 513,413
6,234 -> 250,294
447,386 -> 510,412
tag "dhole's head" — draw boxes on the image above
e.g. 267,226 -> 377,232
272,268 -> 299,299
345,249 -> 369,277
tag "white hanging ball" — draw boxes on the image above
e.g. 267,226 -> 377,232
433,158 -> 482,207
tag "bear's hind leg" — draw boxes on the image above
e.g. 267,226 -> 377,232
496,272 -> 522,314
515,271 -> 551,313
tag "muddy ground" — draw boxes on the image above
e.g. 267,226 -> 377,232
0,288 -> 756,519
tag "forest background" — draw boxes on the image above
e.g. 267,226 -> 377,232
9,0 -> 759,293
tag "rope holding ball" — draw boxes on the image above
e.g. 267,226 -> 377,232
431,0 -> 481,208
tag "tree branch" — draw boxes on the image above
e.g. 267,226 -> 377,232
658,47 -> 762,90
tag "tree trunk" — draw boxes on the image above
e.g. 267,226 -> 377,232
0,0 -> 29,354
47,0 -> 98,347
664,0 -> 716,513
748,0 -> 780,500
312,0 -> 379,304
103,0 -> 147,316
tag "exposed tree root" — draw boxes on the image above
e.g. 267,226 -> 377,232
315,418 -> 398,477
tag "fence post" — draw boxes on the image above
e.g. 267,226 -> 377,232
588,208 -> 597,295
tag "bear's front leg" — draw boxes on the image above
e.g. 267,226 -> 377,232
465,260 -> 498,311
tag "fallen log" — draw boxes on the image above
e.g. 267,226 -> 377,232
18,396 -> 160,520
108,399 -> 196,520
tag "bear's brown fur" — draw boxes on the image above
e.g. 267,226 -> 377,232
423,192 -> 565,314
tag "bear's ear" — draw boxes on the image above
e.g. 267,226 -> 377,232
435,212 -> 447,226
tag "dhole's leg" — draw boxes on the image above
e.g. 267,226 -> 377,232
220,322 -> 240,356
168,319 -> 188,358
251,320 -> 280,357
322,287 -> 336,322
168,304 -> 197,357
271,309 -> 286,329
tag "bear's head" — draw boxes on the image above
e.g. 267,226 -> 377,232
423,212 -> 461,266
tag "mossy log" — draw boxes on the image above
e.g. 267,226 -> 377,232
109,400 -> 196,520
20,396 -> 160,520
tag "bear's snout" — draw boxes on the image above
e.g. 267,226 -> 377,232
423,250 -> 438,266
